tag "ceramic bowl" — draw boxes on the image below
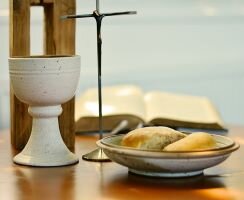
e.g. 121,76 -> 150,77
97,134 -> 239,178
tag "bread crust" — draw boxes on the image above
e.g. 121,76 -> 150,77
121,126 -> 186,150
164,132 -> 216,151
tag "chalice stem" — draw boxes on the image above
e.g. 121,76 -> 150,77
13,105 -> 79,166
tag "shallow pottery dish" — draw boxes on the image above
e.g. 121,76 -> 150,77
97,134 -> 239,178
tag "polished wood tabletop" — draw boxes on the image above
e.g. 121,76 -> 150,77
0,126 -> 244,200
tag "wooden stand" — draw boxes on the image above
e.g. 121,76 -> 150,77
10,0 -> 76,151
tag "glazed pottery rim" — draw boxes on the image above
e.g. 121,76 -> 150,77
97,140 -> 239,159
9,55 -> 79,59
100,134 -> 235,152
97,134 -> 240,158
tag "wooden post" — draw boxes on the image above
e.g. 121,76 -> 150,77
10,0 -> 76,151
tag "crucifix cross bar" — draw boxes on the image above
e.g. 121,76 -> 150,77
61,10 -> 136,20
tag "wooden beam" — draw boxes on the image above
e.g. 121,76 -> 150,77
30,0 -> 53,6
10,0 -> 32,150
10,0 -> 76,151
56,0 -> 76,151
51,0 -> 76,149
30,0 -> 41,5
43,0 -> 76,150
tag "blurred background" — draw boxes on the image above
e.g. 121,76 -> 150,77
0,0 -> 244,129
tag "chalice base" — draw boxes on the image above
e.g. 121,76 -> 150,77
13,105 -> 79,167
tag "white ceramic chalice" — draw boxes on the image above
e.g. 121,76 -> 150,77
9,55 -> 80,166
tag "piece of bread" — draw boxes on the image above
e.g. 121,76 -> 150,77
164,132 -> 216,151
121,126 -> 186,150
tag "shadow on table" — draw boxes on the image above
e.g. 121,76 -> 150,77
14,165 -> 75,200
111,172 -> 226,189
102,172 -> 234,200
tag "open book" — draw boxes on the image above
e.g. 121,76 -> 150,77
75,85 -> 226,133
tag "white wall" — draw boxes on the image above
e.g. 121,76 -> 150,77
1,0 -> 244,129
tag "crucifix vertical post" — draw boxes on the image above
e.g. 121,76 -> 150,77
61,0 -> 136,161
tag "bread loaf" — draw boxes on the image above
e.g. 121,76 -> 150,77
164,132 -> 216,151
121,126 -> 186,150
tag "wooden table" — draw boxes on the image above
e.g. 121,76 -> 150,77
0,126 -> 243,200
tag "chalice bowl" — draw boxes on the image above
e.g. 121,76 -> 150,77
9,55 -> 80,167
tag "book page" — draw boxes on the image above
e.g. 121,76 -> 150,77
144,91 -> 224,126
75,85 -> 146,124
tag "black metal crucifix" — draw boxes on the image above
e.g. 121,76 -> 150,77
61,0 -> 136,161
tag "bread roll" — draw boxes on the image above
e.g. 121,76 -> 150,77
164,132 -> 216,151
121,126 -> 186,150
